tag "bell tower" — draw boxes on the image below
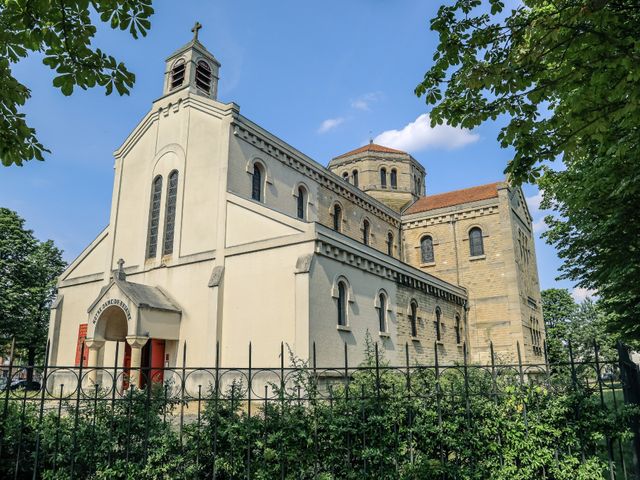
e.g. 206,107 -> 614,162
163,22 -> 221,100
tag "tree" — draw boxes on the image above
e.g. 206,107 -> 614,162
0,208 -> 65,379
541,288 -> 618,364
541,288 -> 577,364
0,0 -> 154,166
417,0 -> 640,338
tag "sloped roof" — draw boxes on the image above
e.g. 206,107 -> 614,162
87,279 -> 181,313
333,143 -> 407,160
405,182 -> 502,215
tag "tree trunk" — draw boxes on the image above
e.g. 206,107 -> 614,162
26,346 -> 35,385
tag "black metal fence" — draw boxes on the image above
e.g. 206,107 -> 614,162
1,338 -> 639,479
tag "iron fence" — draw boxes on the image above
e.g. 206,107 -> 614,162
1,338 -> 639,479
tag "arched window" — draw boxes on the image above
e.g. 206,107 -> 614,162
469,227 -> 484,256
435,307 -> 442,342
455,314 -> 461,344
352,170 -> 359,188
420,236 -> 434,263
162,170 -> 179,256
296,186 -> 306,220
380,168 -> 387,188
337,281 -> 347,326
409,301 -> 418,337
333,204 -> 342,232
378,293 -> 387,333
251,163 -> 263,201
386,232 -> 394,256
362,219 -> 370,245
170,59 -> 186,89
146,175 -> 163,258
390,169 -> 398,189
342,172 -> 349,183
195,60 -> 212,93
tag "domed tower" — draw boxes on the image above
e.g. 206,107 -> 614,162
329,142 -> 426,211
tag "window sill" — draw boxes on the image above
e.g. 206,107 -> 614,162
457,343 -> 464,348
336,325 -> 351,332
436,341 -> 444,346
411,336 -> 420,342
379,332 -> 390,338
469,255 -> 486,261
420,262 -> 436,268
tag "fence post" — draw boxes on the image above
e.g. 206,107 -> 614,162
0,337 -> 16,460
32,340 -> 51,479
617,341 -> 640,479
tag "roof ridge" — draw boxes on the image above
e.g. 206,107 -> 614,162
404,181 -> 503,215
333,143 -> 408,160
422,181 -> 503,199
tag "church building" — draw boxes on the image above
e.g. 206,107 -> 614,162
47,31 -> 544,386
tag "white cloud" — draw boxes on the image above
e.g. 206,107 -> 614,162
350,92 -> 382,111
526,190 -> 544,214
318,117 -> 345,134
373,114 -> 479,152
532,217 -> 548,235
572,287 -> 598,303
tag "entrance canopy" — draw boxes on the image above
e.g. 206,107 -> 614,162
86,276 -> 181,342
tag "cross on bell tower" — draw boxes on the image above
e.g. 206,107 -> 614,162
191,21 -> 202,40
162,22 -> 221,100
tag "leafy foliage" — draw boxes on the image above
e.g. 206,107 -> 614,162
0,346 -> 632,479
0,208 -> 65,366
0,0 -> 154,166
542,288 -> 620,364
417,0 -> 640,338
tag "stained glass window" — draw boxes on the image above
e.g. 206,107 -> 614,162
420,236 -> 434,263
146,176 -> 163,258
469,227 -> 484,256
162,171 -> 178,256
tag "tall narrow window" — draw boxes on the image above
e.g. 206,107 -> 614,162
162,171 -> 179,256
390,169 -> 398,189
333,204 -> 342,232
170,59 -> 186,89
337,281 -> 347,326
455,315 -> 461,344
146,176 -> 163,258
297,186 -> 306,220
414,175 -> 418,194
435,307 -> 442,342
380,168 -> 387,188
195,60 -> 212,93
362,219 -> 370,245
252,163 -> 263,201
352,170 -> 359,187
378,293 -> 387,333
420,236 -> 434,263
387,232 -> 394,256
410,301 -> 418,337
469,227 -> 484,256
342,172 -> 349,183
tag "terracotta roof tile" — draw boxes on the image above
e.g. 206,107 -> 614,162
405,182 -> 502,215
334,143 -> 407,160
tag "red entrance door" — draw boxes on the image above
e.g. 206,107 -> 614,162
122,339 -> 165,389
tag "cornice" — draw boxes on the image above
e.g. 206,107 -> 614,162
315,225 -> 467,306
401,200 -> 500,229
232,119 -> 402,227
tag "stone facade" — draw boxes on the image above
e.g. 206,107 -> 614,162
47,35 -> 542,384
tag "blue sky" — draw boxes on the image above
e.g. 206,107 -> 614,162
0,1 -> 582,298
